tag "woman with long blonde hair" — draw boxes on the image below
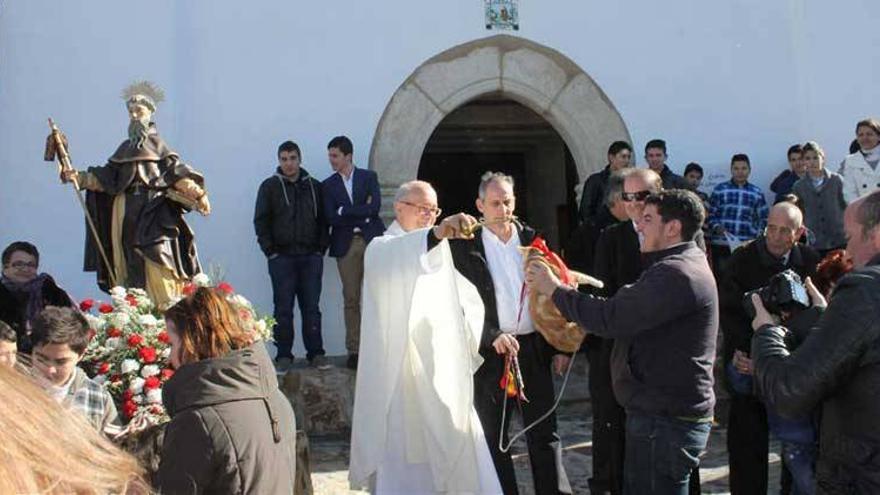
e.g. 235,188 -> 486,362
0,363 -> 147,494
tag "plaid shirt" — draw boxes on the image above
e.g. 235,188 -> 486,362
65,367 -> 121,435
708,180 -> 769,244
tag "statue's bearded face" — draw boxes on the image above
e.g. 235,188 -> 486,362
127,102 -> 153,148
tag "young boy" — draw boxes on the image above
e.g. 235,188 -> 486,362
0,320 -> 16,367
31,306 -> 120,435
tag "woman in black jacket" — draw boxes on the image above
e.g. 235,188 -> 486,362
157,287 -> 297,494
0,241 -> 73,353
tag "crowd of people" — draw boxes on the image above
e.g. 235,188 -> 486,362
1,117 -> 879,494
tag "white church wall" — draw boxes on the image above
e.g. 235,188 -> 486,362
2,1 -> 877,355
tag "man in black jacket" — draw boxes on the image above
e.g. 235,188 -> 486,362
720,202 -> 819,494
645,139 -> 690,191
529,189 -> 718,494
584,167 -> 660,495
751,191 -> 880,493
254,141 -> 330,371
578,141 -> 633,226
449,172 -> 569,495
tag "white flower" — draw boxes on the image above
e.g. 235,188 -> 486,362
84,314 -> 102,329
133,394 -> 144,404
140,364 -> 160,377
129,377 -> 145,394
230,294 -> 250,308
93,374 -> 107,386
161,347 -> 171,359
255,319 -> 267,334
110,312 -> 130,328
110,286 -> 127,297
138,314 -> 158,327
121,359 -> 141,374
192,273 -> 211,287
105,337 -> 122,350
146,388 -> 163,404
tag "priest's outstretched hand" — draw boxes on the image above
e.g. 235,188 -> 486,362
433,212 -> 479,239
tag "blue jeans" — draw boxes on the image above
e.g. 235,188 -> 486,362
268,253 -> 324,360
782,441 -> 816,495
624,412 -> 711,495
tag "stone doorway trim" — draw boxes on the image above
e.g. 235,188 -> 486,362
368,34 -> 631,211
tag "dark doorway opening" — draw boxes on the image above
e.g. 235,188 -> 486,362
417,94 -> 578,249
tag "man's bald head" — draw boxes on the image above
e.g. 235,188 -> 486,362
764,201 -> 805,258
769,202 -> 804,230
394,180 -> 440,232
845,191 -> 880,267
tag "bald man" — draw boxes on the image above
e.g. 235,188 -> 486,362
349,181 -> 502,494
718,201 -> 820,494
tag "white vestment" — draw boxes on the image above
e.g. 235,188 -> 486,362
349,221 -> 502,494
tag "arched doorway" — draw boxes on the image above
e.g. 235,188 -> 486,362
369,34 -> 630,244
417,93 -> 579,247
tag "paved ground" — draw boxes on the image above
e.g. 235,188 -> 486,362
305,356 -> 782,494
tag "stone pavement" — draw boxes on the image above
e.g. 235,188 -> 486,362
290,355 -> 783,494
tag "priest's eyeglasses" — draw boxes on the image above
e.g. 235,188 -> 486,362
399,201 -> 442,217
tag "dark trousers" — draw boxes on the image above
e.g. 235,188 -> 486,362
624,412 -> 711,495
727,394 -> 769,495
710,244 -> 732,278
475,333 -> 564,495
268,253 -> 324,360
587,337 -> 626,495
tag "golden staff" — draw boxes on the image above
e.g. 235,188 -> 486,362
44,118 -> 118,287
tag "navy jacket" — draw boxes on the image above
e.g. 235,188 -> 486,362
321,168 -> 385,257
553,241 -> 719,418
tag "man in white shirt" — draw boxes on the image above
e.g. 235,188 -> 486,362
449,172 -> 570,495
350,180 -> 502,493
321,136 -> 385,369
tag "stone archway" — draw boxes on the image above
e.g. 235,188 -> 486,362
369,34 -> 631,215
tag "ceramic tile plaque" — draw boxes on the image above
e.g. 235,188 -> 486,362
485,0 -> 519,30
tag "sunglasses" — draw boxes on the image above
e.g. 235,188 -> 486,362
621,190 -> 652,202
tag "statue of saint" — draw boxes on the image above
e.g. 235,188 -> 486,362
61,81 -> 210,308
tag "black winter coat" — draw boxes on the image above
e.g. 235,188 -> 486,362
156,343 -> 297,494
752,256 -> 880,494
0,275 -> 73,353
254,167 -> 329,257
719,237 -> 819,366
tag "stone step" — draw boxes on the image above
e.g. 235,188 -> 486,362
277,353 -> 590,436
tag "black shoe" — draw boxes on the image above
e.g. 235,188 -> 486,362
309,354 -> 332,370
346,354 -> 359,370
274,356 -> 293,374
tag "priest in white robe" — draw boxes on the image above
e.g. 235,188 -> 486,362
349,180 -> 503,494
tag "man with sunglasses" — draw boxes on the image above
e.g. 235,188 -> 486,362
0,241 -> 73,353
585,168 -> 660,494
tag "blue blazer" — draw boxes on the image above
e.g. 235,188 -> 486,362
321,168 -> 385,257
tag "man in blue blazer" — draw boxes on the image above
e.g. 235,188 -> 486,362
322,136 -> 385,369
